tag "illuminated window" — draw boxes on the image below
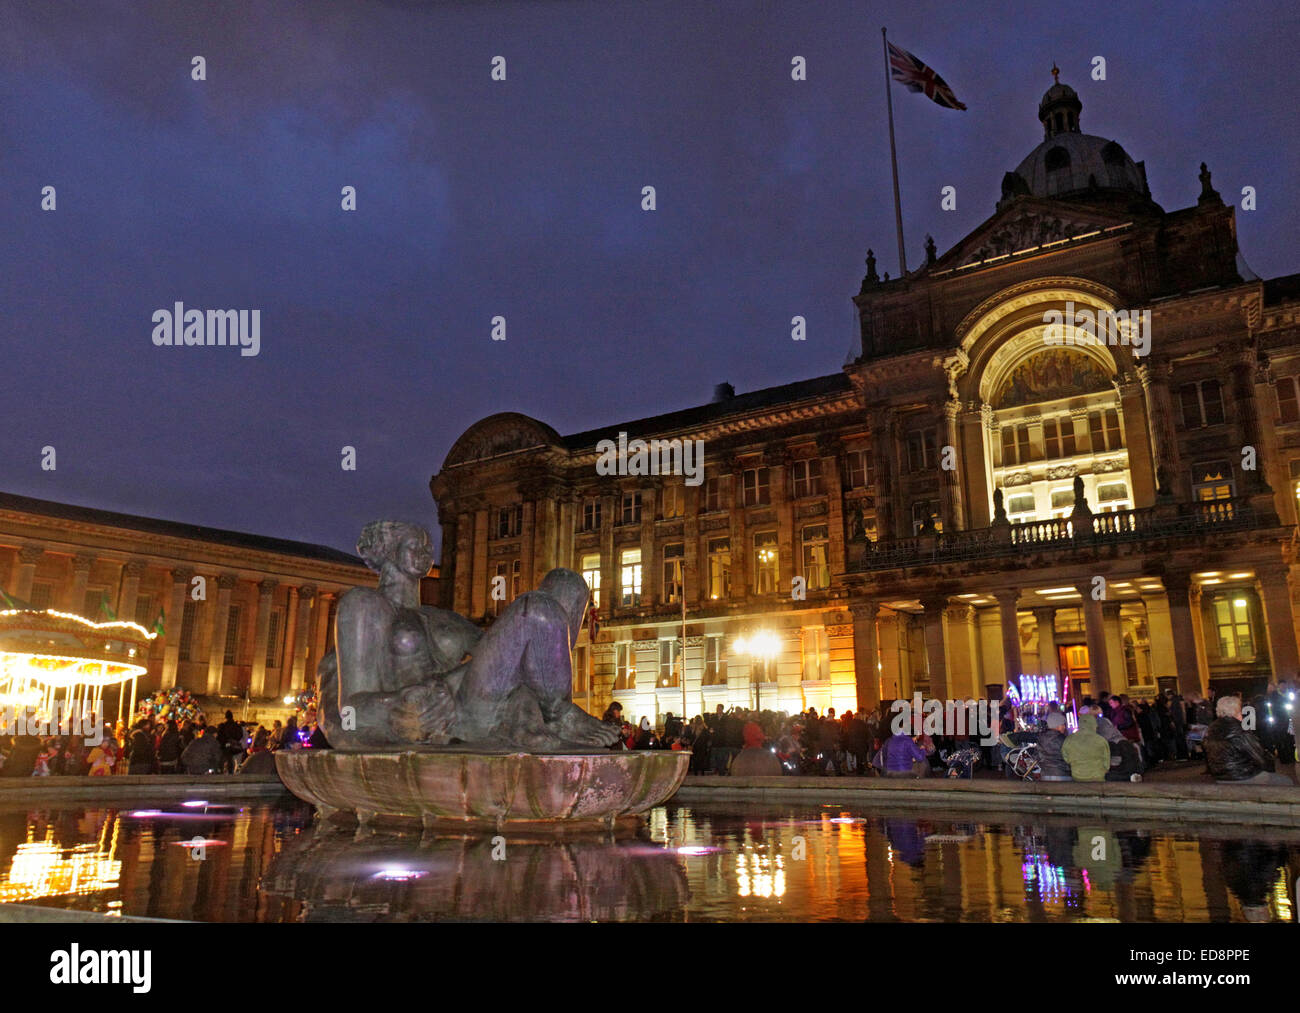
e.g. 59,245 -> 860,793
495,505 -> 522,539
703,636 -> 726,685
582,498 -> 602,531
911,501 -> 942,533
658,639 -> 680,687
621,492 -> 642,526
707,537 -> 731,599
1097,482 -> 1130,512
1192,461 -> 1234,501
753,531 -> 778,594
1087,408 -> 1123,451
843,449 -> 874,490
620,548 -> 642,607
491,559 -> 520,615
662,543 -> 683,603
580,553 -> 601,609
703,476 -> 724,512
1179,381 -> 1225,428
801,524 -> 829,590
1049,488 -> 1074,518
1008,493 -> 1037,523
1214,596 -> 1254,660
742,468 -> 770,506
907,428 -> 937,472
791,458 -> 822,498
1279,377 -> 1300,424
28,583 -> 53,610
1290,460 -> 1300,507
661,483 -> 684,518
1043,416 -> 1077,459
802,628 -> 828,681
615,643 -> 636,690
572,646 -> 588,695
1000,423 -> 1034,466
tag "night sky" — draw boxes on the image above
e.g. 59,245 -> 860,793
3,0 -> 1296,557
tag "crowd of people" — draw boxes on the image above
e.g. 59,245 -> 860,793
599,681 -> 1298,786
0,709 -> 325,778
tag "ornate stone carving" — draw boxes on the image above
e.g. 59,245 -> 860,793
1005,471 -> 1033,487
1046,464 -> 1078,480
17,545 -> 43,565
699,515 -> 729,532
795,501 -> 828,518
218,574 -> 239,591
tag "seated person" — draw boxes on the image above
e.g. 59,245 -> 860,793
1061,711 -> 1111,782
730,721 -> 783,777
1205,695 -> 1293,785
1104,736 -> 1144,782
876,731 -> 928,779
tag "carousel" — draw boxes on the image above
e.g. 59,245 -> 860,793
0,608 -> 157,730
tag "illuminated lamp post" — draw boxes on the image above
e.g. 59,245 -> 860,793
734,630 -> 780,711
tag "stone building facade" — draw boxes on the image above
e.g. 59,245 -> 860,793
431,80 -> 1300,725
0,491 -> 373,719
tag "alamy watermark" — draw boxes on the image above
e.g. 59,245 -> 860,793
151,302 -> 260,357
0,702 -> 105,746
1043,302 -> 1150,358
890,694 -> 999,746
595,431 -> 704,486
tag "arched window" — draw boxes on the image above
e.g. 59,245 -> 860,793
1045,146 -> 1071,172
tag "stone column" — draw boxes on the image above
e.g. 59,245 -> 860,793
850,600 -> 880,712
996,589 -> 1023,689
116,559 -> 147,625
945,603 -> 979,698
940,398 -> 964,531
868,408 -> 895,541
519,499 -> 536,592
453,511 -> 474,615
1033,607 -> 1059,684
767,446 -> 793,596
640,487 -> 658,605
1102,601 -> 1129,694
1256,564 -> 1300,683
1141,591 -> 1177,688
728,456 -> 748,601
249,579 -> 278,698
309,590 -> 332,687
817,434 -> 846,579
435,507 -> 458,609
683,482 -> 700,607
13,545 -> 42,603
1075,580 -> 1112,694
1163,573 -> 1206,696
205,574 -> 237,696
289,585 -> 316,692
470,508 -> 489,618
1117,377 -> 1157,508
1140,357 -> 1183,498
877,609 -> 903,700
920,595 -> 948,698
64,553 -> 95,612
960,403 -> 992,529
1221,339 -> 1270,494
161,568 -> 192,689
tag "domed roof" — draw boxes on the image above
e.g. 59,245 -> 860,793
1013,132 -> 1147,198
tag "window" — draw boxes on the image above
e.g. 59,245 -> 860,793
707,537 -> 731,600
753,531 -> 778,594
791,458 -> 822,498
1096,482 -> 1130,512
742,468 -> 770,506
703,476 -> 724,512
802,628 -> 828,681
662,543 -> 683,603
134,593 -> 154,628
658,639 -> 680,687
621,492 -> 642,526
1179,381 -> 1225,428
265,610 -> 282,668
223,604 -> 242,665
661,483 -> 684,519
572,646 -> 588,696
491,559 -> 520,615
615,643 -> 636,690
84,588 -> 110,619
1279,377 -> 1300,424
1087,408 -> 1123,452
1000,423 -> 1034,466
1214,596 -> 1255,660
906,428 -> 937,472
704,636 -> 726,685
843,449 -> 873,490
180,600 -> 200,662
860,514 -> 879,542
1043,417 -> 1077,459
1045,145 -> 1070,171
581,553 -> 601,609
1291,460 -> 1300,509
1192,461 -> 1234,501
28,583 -> 53,610
495,504 -> 522,539
620,548 -> 642,607
582,498 -> 602,531
1008,493 -> 1036,523
1049,489 -> 1074,518
911,501 -> 941,534
801,524 -> 829,590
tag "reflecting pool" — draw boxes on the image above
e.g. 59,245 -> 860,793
0,796 -> 1294,922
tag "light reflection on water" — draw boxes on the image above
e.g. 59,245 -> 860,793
0,798 -> 1295,922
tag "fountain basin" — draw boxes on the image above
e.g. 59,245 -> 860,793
275,748 -> 690,831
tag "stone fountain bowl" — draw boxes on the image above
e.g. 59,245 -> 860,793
275,748 -> 691,831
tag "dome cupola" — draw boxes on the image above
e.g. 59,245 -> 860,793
1038,65 -> 1082,139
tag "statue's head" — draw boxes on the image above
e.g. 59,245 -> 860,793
357,521 -> 434,578
537,567 -> 590,645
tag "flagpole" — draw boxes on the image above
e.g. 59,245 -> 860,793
882,27 -> 907,275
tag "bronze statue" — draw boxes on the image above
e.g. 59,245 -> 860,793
318,521 -> 619,752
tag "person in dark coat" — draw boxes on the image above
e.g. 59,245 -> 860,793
216,710 -> 245,773
127,720 -> 155,775
157,720 -> 183,774
1205,695 -> 1292,785
181,727 -> 223,774
844,712 -> 871,777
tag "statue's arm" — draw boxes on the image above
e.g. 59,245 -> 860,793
335,588 -> 394,697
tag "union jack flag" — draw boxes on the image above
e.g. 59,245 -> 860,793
888,41 -> 966,110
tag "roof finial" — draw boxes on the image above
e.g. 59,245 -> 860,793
1051,63 -> 1060,84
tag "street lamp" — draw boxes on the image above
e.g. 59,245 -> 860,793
734,630 -> 780,710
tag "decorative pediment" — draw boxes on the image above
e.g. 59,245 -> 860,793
935,199 -> 1131,271
443,412 -> 563,468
